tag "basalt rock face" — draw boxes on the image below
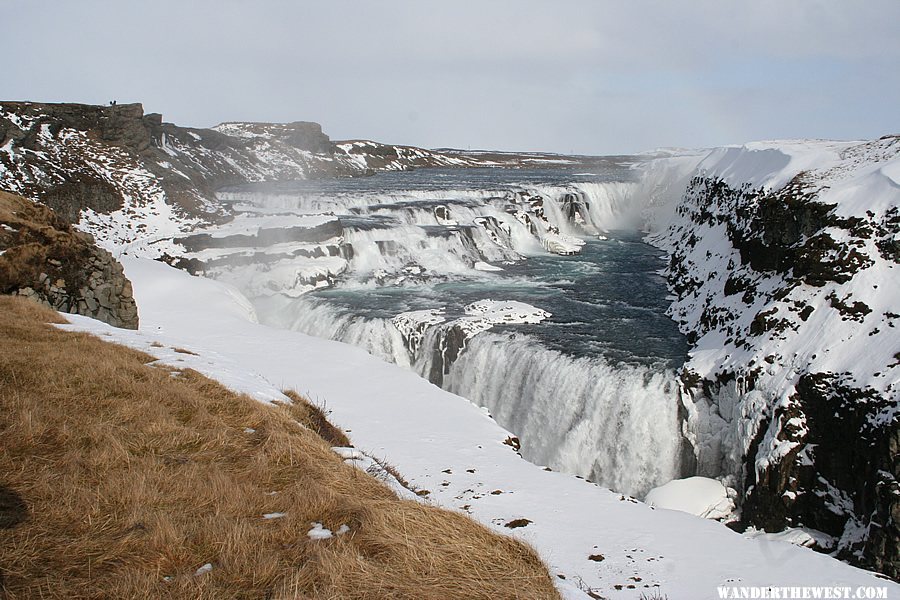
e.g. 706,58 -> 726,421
39,171 -> 128,227
423,324 -> 470,387
0,191 -> 138,329
740,373 -> 899,577
0,102 -> 156,155
649,137 -> 900,578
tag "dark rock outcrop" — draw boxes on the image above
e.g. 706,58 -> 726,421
217,121 -> 335,154
0,102 -> 155,155
0,191 -> 138,329
682,174 -> 874,290
740,373 -> 899,577
425,324 -> 470,387
40,172 -> 125,224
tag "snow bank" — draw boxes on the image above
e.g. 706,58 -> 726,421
644,477 -> 735,520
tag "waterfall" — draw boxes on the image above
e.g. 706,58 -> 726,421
256,295 -> 413,368
573,181 -> 642,231
444,333 -> 682,497
255,293 -> 684,497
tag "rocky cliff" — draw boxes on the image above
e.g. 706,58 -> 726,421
643,137 -> 900,577
0,191 -> 138,329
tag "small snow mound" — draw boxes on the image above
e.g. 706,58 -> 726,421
194,563 -> 213,576
307,522 -> 333,540
332,447 -> 364,460
543,233 -> 584,255
744,526 -> 835,549
263,512 -> 286,519
644,476 -> 735,520
474,261 -> 504,272
464,300 -> 551,324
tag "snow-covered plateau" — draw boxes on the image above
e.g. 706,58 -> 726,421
1,101 -> 898,594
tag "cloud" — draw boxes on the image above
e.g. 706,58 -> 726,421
6,0 -> 899,153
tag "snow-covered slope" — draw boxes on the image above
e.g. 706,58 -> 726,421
640,136 -> 900,576
0,103 -> 211,256
61,257 -> 896,599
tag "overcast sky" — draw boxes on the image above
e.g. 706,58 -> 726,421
6,1 -> 899,154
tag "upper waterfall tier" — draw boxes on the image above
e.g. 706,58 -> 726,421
181,166 -> 642,295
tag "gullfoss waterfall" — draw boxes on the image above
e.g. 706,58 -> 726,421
194,165 -> 689,497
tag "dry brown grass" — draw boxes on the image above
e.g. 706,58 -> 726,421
0,191 -> 93,295
281,390 -> 351,448
0,296 -> 560,599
